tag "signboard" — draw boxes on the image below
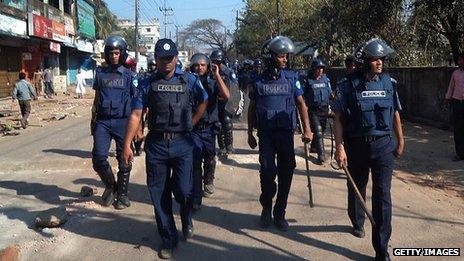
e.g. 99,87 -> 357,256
0,13 -> 27,36
28,13 -> 70,43
50,42 -> 61,53
64,16 -> 75,35
3,0 -> 26,11
77,0 -> 95,39
77,39 -> 94,53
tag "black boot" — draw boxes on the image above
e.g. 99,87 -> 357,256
97,166 -> 116,207
203,158 -> 216,197
317,137 -> 326,165
115,162 -> 131,209
225,130 -> 234,154
217,132 -> 226,157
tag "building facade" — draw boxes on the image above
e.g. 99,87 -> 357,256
0,0 -> 96,98
118,18 -> 160,57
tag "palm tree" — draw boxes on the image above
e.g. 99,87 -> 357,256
93,0 -> 119,39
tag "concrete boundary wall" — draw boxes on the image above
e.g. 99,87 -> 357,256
325,67 -> 456,129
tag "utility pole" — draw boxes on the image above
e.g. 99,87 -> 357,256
276,0 -> 281,35
159,0 -> 173,38
235,10 -> 239,57
175,25 -> 180,46
135,0 -> 140,61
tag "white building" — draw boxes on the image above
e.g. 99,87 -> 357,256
118,19 -> 160,57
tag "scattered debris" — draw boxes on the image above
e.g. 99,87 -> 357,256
44,114 -> 68,122
0,111 -> 14,117
80,186 -> 98,197
0,245 -> 20,261
0,123 -> 14,131
35,206 -> 68,228
2,131 -> 20,136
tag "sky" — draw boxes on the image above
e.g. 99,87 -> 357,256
105,0 -> 245,38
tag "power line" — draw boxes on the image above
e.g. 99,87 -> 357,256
159,0 -> 173,38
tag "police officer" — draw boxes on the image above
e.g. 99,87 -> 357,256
252,58 -> 264,77
247,36 -> 313,231
189,53 -> 230,208
90,35 -> 136,210
147,58 -> 156,73
304,58 -> 331,165
122,39 -> 208,259
332,38 -> 404,261
210,49 -> 238,157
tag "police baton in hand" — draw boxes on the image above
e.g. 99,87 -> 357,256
298,113 -> 314,208
341,165 -> 375,227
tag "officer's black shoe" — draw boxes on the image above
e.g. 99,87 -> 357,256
260,208 -> 272,228
352,226 -> 365,238
114,195 -> 131,210
273,218 -> 289,231
182,224 -> 194,241
375,253 -> 391,261
101,187 -> 115,207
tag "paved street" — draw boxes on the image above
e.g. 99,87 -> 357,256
0,104 -> 463,260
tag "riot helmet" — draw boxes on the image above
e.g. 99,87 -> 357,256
124,55 -> 137,72
189,53 -> 210,73
210,49 -> 224,64
311,58 -> 326,70
262,36 -> 295,70
354,38 -> 395,69
104,35 -> 128,65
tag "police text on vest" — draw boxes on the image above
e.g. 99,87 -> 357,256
361,90 -> 386,98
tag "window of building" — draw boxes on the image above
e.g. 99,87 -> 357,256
147,46 -> 152,50
146,28 -> 151,33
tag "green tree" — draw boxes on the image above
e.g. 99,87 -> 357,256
412,0 -> 464,64
93,0 -> 120,39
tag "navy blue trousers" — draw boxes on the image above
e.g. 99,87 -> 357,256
92,118 -> 128,172
258,129 -> 296,218
345,135 -> 395,257
145,133 -> 194,249
191,127 -> 216,205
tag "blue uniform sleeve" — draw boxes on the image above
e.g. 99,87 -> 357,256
293,75 -> 304,97
130,73 -> 139,98
190,74 -> 208,102
131,77 -> 148,110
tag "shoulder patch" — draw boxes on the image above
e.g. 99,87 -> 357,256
295,80 -> 302,89
390,77 -> 397,84
133,79 -> 138,87
231,73 -> 237,79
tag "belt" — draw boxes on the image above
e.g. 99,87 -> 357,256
150,131 -> 187,140
349,135 -> 389,143
193,122 -> 212,131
